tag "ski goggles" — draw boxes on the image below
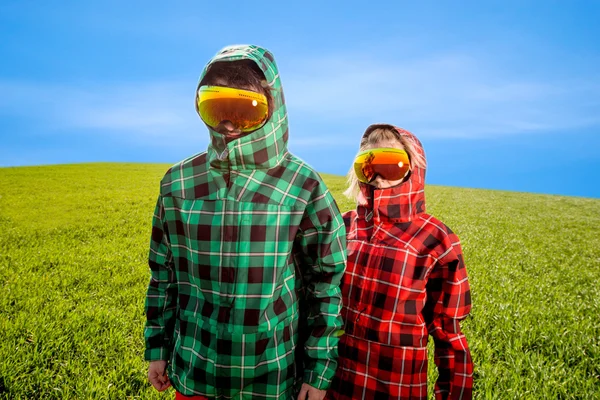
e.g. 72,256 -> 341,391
353,148 -> 411,183
196,85 -> 269,133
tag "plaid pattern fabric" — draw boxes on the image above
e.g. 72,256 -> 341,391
327,125 -> 472,400
144,45 -> 347,399
176,392 -> 209,400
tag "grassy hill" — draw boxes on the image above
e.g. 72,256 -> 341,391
0,163 -> 599,399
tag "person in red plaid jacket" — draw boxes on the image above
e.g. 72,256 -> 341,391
327,124 -> 473,400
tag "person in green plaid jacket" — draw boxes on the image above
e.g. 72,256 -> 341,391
144,45 -> 347,400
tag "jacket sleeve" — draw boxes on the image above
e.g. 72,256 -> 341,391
423,231 -> 473,400
295,183 -> 347,390
144,194 -> 178,361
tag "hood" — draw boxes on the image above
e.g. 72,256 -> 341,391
197,45 -> 289,170
357,124 -> 427,223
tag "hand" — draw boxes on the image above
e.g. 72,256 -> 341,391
148,360 -> 171,391
297,383 -> 326,400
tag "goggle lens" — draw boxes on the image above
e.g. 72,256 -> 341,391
196,85 -> 269,133
354,148 -> 411,183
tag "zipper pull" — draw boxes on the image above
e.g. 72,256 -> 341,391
218,149 -> 229,161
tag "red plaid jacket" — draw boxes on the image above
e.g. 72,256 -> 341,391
328,125 -> 473,400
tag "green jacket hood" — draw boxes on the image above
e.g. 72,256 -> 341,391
197,45 -> 289,170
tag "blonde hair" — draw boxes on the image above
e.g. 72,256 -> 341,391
343,127 -> 427,200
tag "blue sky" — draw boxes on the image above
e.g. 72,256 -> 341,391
1,1 -> 599,198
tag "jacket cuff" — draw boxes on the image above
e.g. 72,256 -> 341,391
144,347 -> 170,361
303,360 -> 334,390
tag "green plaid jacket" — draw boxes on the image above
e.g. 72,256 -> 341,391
144,45 -> 347,399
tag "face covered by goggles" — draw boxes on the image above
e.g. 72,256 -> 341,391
196,85 -> 269,134
353,148 -> 411,184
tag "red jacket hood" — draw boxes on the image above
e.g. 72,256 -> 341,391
357,124 -> 427,224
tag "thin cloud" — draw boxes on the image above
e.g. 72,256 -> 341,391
289,136 -> 359,147
0,80 -> 204,142
282,53 -> 600,138
2,52 -> 599,146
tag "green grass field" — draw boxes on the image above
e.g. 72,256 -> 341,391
1,163 -> 599,399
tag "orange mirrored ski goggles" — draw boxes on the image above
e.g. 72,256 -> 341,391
354,148 -> 411,183
196,85 -> 269,133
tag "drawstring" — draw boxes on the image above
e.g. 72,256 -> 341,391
356,306 -> 367,322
